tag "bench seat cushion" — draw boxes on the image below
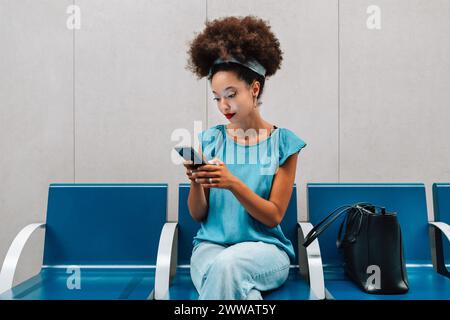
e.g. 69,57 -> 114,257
0,268 -> 155,300
324,266 -> 450,300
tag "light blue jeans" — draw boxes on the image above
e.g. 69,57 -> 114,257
190,240 -> 290,300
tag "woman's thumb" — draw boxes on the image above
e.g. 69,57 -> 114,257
208,157 -> 223,165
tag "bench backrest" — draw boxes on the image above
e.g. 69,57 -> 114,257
42,183 -> 167,266
307,183 -> 430,266
178,183 -> 300,265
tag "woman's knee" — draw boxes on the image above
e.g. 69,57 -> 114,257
209,250 -> 239,274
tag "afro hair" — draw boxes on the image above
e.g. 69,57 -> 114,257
186,15 -> 283,81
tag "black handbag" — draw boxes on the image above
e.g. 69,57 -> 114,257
303,202 -> 409,294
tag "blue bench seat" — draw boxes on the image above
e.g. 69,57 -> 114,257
0,183 -> 167,300
0,268 -> 156,300
307,183 -> 450,300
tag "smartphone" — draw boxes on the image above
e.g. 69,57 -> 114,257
174,146 -> 208,168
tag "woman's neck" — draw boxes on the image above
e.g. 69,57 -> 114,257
226,109 -> 274,141
226,109 -> 272,132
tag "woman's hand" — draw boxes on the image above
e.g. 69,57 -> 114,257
183,160 -> 201,184
191,158 -> 238,190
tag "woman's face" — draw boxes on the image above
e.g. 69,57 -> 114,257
211,71 -> 260,123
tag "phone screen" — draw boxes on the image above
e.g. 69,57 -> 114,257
174,146 -> 206,167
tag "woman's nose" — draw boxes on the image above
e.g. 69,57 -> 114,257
219,97 -> 230,110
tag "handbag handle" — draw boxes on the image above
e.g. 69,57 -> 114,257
336,205 -> 366,248
302,202 -> 376,248
303,204 -> 351,248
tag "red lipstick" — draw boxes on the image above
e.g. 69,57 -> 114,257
225,113 -> 236,119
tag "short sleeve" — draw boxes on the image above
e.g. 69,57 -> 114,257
278,129 -> 307,166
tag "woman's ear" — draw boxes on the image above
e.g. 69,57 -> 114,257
251,80 -> 260,106
252,80 -> 260,95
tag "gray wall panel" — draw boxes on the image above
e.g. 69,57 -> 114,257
340,0 -> 450,219
0,0 -> 73,285
75,0 -> 206,221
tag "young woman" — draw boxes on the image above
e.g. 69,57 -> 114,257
183,15 -> 307,300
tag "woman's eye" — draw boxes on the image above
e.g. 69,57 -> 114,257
213,93 -> 236,101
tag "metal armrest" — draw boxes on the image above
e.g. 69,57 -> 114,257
298,222 -> 325,300
153,222 -> 178,300
429,222 -> 450,242
0,223 -> 45,294
429,221 -> 450,277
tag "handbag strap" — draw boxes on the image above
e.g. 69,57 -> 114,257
303,205 -> 351,248
303,202 -> 375,248
336,205 -> 366,248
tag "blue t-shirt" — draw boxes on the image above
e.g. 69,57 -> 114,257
192,124 -> 307,263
